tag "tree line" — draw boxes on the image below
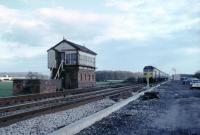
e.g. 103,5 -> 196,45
194,71 -> 200,79
26,72 -> 49,79
96,70 -> 143,81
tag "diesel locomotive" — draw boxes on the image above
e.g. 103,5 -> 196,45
143,66 -> 168,83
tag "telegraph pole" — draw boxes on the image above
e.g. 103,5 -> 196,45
172,68 -> 176,75
172,68 -> 176,80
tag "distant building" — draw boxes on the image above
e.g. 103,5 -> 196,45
0,72 -> 48,81
172,74 -> 193,80
0,75 -> 13,81
172,74 -> 181,80
47,39 -> 97,89
0,74 -> 26,81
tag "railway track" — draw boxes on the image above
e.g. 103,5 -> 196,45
0,84 -> 144,127
0,84 -> 131,107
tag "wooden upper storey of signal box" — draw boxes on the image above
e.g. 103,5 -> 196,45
47,39 -> 97,69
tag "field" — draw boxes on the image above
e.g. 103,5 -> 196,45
0,81 -> 13,97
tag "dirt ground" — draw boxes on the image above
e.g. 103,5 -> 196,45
77,81 -> 200,135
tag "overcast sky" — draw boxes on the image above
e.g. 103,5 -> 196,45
0,0 -> 199,75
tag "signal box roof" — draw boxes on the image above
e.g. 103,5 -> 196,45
47,39 -> 97,55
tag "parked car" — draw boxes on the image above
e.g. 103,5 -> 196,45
182,78 -> 199,85
191,80 -> 200,89
181,77 -> 187,81
190,78 -> 200,85
182,78 -> 192,85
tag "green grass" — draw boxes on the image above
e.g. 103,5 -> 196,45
0,81 -> 13,97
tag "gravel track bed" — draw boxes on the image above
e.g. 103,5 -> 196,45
0,98 -> 116,135
0,97 -> 66,117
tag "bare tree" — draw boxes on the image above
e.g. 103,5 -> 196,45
96,70 -> 143,81
26,72 -> 48,79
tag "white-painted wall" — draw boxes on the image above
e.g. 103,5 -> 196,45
173,74 -> 181,80
48,49 -> 56,69
55,42 -> 75,51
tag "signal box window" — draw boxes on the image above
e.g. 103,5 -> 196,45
66,53 -> 77,65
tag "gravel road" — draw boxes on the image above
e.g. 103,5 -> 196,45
78,81 -> 200,135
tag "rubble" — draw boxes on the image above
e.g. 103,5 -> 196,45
140,91 -> 159,100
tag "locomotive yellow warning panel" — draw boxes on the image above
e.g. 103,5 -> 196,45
144,72 -> 153,78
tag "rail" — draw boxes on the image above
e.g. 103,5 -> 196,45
0,84 -> 144,127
